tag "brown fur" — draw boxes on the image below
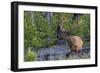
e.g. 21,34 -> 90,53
64,36 -> 83,52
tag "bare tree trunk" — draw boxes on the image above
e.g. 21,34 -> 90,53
31,12 -> 34,26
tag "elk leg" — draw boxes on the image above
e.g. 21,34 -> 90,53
66,52 -> 72,58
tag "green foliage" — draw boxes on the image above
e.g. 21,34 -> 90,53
24,11 -> 90,50
25,47 -> 37,61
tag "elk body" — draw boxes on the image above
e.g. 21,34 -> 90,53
62,34 -> 83,52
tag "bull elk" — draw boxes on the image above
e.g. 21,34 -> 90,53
57,14 -> 83,53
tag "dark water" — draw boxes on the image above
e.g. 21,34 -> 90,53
35,40 -> 90,61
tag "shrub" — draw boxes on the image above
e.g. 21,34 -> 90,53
25,47 -> 37,61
